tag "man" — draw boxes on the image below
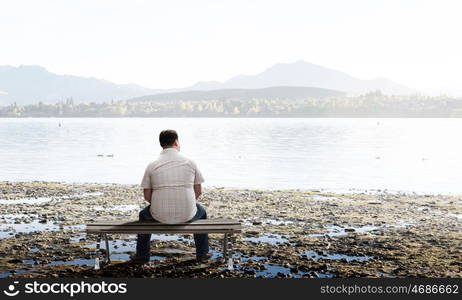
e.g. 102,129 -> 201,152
131,129 -> 211,263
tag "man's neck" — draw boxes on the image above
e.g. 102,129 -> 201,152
162,146 -> 178,151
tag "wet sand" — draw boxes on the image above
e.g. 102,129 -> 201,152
0,181 -> 460,278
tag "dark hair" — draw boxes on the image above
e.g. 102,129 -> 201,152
159,129 -> 178,148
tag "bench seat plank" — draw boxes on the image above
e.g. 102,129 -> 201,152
86,219 -> 242,234
87,229 -> 241,234
87,218 -> 239,226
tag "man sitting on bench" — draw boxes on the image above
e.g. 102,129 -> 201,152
130,129 -> 211,263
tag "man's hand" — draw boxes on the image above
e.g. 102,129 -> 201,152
143,189 -> 152,203
194,184 -> 202,200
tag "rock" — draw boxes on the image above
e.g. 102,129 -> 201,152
245,231 -> 259,236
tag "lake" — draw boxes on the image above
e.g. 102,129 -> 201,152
1,118 -> 462,194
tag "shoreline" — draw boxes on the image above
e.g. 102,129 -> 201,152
0,181 -> 461,278
1,180 -> 456,197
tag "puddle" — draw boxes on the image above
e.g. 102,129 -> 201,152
84,235 -> 192,254
162,248 -> 188,254
312,195 -> 339,201
208,249 -> 268,262
0,219 -> 60,238
253,263 -> 333,278
49,255 -> 165,265
385,221 -> 414,229
307,221 -> 414,238
90,205 -> 140,212
262,219 -> 294,226
0,268 -> 34,278
62,192 -> 104,199
69,233 -> 87,243
0,192 -> 103,205
150,234 -> 191,242
244,234 -> 288,245
415,206 -> 461,220
255,264 -> 296,277
239,255 -> 267,262
0,197 -> 56,205
0,214 -> 32,222
241,220 -> 253,226
22,255 -> 165,267
0,215 -> 84,239
417,206 -> 432,212
376,271 -> 397,278
243,218 -> 297,226
48,259 -> 96,266
301,250 -> 374,262
84,240 -> 137,253
447,213 -> 462,220
308,225 -> 381,237
209,249 -> 224,260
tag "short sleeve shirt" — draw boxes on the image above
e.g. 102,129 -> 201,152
141,148 -> 204,224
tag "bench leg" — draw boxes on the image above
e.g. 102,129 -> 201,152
223,233 -> 228,261
94,234 -> 102,270
222,233 -> 234,270
227,234 -> 234,271
104,233 -> 111,264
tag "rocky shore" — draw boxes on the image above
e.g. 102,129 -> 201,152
0,181 -> 460,278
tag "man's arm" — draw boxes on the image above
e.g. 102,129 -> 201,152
193,184 -> 201,200
191,160 -> 204,200
141,164 -> 152,203
143,188 -> 152,203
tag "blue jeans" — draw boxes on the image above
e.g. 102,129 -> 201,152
135,203 -> 209,258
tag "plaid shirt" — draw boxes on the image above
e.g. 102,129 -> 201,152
141,148 -> 204,224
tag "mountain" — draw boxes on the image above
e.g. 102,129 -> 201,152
188,60 -> 415,95
0,61 -> 416,105
0,65 -> 159,105
129,86 -> 345,103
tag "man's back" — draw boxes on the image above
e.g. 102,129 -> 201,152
141,148 -> 204,224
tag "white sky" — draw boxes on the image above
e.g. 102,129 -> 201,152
0,0 -> 461,94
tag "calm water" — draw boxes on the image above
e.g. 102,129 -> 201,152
1,118 -> 462,194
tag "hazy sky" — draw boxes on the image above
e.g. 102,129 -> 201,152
0,0 -> 461,94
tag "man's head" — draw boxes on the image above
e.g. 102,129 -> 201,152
159,129 -> 180,150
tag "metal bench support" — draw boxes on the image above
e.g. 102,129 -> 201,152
223,233 -> 234,270
104,233 -> 111,264
94,233 -> 111,270
223,233 -> 228,260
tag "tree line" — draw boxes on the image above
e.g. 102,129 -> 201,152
1,91 -> 462,117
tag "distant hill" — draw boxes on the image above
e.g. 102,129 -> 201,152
0,60 -> 416,105
188,60 -> 415,95
128,86 -> 345,103
0,65 -> 159,105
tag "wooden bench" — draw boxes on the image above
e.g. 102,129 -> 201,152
86,219 -> 242,270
